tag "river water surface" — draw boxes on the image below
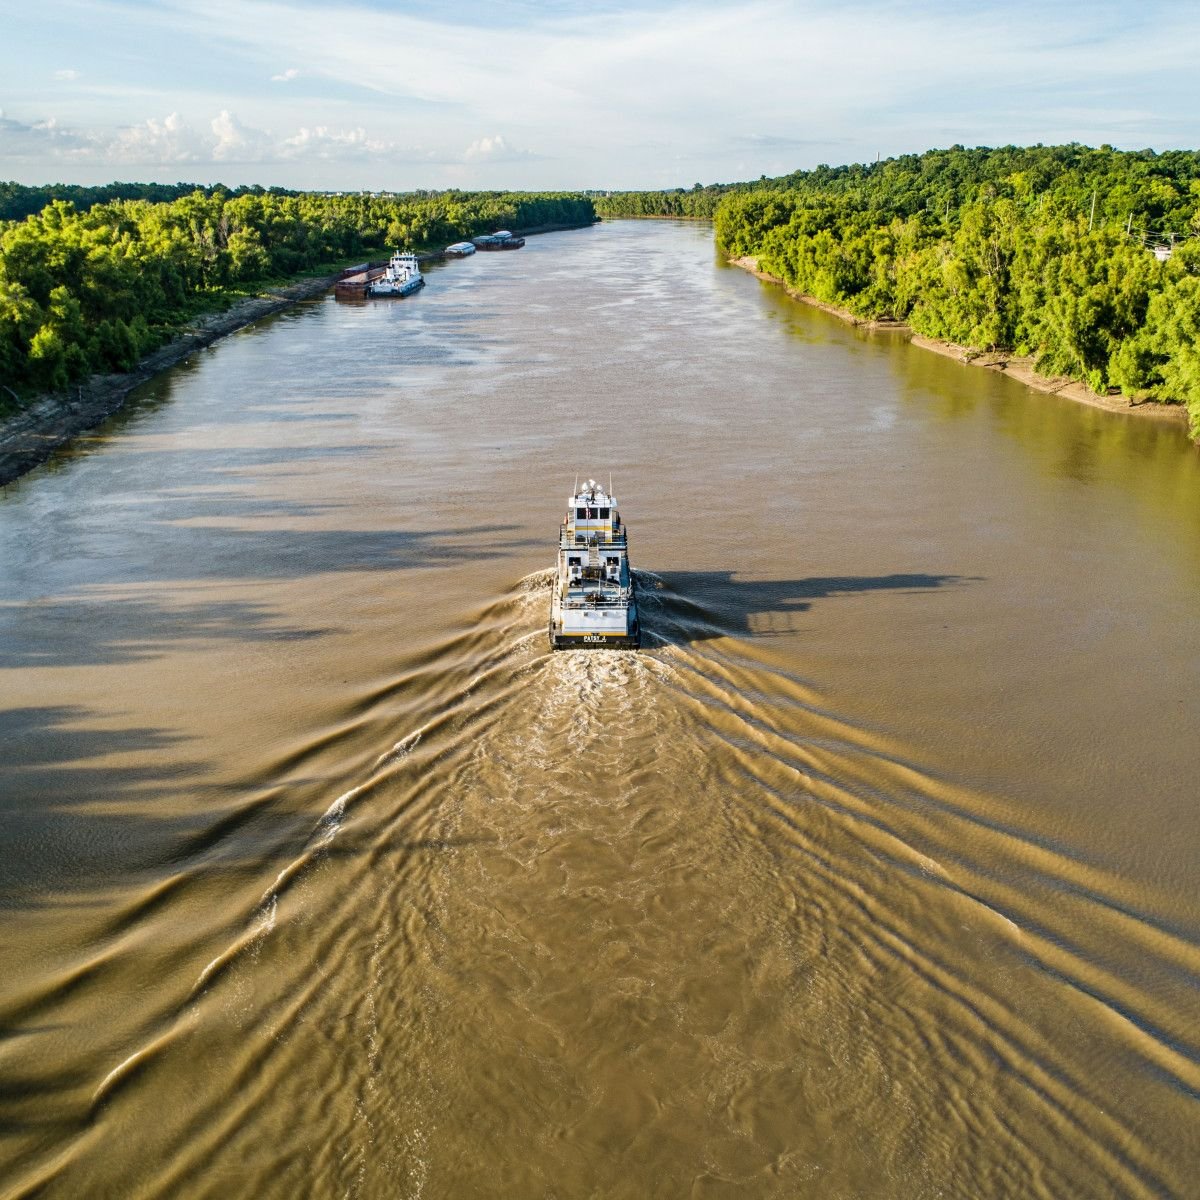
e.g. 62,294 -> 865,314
3,220 -> 1200,1199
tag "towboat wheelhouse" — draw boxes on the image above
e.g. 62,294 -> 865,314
550,479 -> 639,650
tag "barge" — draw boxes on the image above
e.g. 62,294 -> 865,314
333,263 -> 386,298
473,230 -> 526,251
549,479 -> 639,650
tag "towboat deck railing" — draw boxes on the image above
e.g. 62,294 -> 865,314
559,528 -> 628,548
563,594 -> 631,608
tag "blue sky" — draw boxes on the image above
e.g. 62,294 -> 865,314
2,0 -> 1198,189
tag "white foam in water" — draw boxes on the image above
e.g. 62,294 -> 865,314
376,728 -> 424,768
314,789 -> 352,847
193,896 -> 278,994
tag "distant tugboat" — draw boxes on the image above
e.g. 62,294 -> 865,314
368,250 -> 424,297
549,479 -> 639,650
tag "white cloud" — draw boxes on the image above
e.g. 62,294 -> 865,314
53,68 -> 81,82
211,109 -> 273,161
0,107 -> 438,168
0,111 -> 86,156
280,124 -> 393,160
109,111 -> 210,163
463,135 -> 540,163
5,0 -> 1200,186
63,0 -> 1192,187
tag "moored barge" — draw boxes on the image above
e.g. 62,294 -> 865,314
473,230 -> 526,251
333,263 -> 386,297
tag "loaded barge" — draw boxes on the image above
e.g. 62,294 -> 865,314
474,230 -> 525,251
549,480 -> 639,650
333,262 -> 385,298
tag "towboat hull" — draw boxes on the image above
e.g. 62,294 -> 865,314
549,607 -> 640,651
550,633 -> 640,650
370,276 -> 424,297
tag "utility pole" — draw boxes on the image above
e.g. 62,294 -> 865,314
1088,190 -> 1097,232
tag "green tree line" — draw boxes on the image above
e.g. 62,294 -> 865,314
0,189 -> 593,402
0,181 -> 293,223
594,183 -> 745,219
603,145 -> 1200,433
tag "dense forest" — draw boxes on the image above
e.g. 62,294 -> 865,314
0,189 -> 593,404
594,184 -> 742,219
0,181 -> 295,223
604,146 -> 1200,433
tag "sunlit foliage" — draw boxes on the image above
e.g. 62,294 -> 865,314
0,188 -> 594,404
605,145 -> 1200,433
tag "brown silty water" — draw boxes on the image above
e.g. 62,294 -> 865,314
2,220 -> 1200,1198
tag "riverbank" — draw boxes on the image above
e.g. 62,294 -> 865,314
730,256 -> 1189,430
0,221 -> 597,487
513,218 -> 599,237
0,271 -> 344,487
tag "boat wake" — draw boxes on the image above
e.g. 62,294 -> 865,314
9,568 -> 1192,1200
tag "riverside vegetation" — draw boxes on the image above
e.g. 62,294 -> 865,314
598,146 -> 1200,433
0,188 -> 593,408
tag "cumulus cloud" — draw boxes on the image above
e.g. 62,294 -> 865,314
109,112 -> 210,163
280,124 -> 395,160
56,0 -> 1194,187
463,134 -> 541,162
0,110 -> 86,156
0,108 -> 543,173
5,0 -> 1200,188
211,109 -> 274,160
0,107 -> 435,167
53,68 -> 81,81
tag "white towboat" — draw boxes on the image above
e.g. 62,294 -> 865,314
550,479 -> 639,650
368,250 -> 425,297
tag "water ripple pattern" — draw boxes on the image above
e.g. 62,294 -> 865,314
2,221 -> 1200,1199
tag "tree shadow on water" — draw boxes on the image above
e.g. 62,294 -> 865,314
643,570 -> 979,643
0,596 -> 336,670
0,705 -> 211,908
0,704 -> 497,915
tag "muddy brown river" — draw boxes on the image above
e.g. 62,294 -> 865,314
3,219 -> 1200,1199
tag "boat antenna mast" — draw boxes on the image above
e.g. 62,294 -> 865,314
609,471 -> 612,499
